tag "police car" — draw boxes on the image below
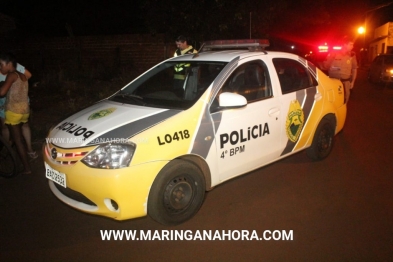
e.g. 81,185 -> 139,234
44,39 -> 346,225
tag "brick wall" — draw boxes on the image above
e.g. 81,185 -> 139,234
0,33 -> 177,78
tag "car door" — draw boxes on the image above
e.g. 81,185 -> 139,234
210,59 -> 282,182
272,57 -> 321,156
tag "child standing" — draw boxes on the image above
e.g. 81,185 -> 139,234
0,53 -> 31,175
0,63 -> 37,159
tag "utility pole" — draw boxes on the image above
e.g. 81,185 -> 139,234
250,12 -> 252,39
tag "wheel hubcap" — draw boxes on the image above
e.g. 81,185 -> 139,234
164,176 -> 193,213
318,126 -> 331,153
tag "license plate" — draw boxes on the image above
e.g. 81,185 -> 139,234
45,162 -> 67,188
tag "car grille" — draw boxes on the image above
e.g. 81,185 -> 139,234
382,75 -> 393,82
45,143 -> 90,165
55,183 -> 97,207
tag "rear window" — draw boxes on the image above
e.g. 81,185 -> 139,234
273,58 -> 318,94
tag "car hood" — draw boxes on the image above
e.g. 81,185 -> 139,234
48,100 -> 180,148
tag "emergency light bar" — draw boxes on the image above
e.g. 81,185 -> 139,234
201,39 -> 270,52
318,45 -> 342,53
318,45 -> 329,52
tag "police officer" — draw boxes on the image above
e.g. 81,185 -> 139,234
173,35 -> 198,97
323,36 -> 358,103
174,35 -> 197,57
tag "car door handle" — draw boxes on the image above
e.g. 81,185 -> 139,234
268,107 -> 280,117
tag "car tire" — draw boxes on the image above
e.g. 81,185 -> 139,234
148,159 -> 205,225
306,118 -> 335,161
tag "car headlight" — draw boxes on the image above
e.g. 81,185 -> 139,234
82,143 -> 136,169
386,69 -> 393,75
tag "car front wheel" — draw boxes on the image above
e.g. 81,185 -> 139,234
148,159 -> 205,225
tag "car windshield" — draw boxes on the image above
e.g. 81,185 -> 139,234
109,61 -> 227,110
384,56 -> 393,65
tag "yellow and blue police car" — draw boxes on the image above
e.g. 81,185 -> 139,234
44,39 -> 346,225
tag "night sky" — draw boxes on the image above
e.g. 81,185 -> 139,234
2,0 -> 393,45
286,0 -> 393,47
2,0 -> 146,36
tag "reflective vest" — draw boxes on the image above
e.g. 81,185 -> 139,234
174,46 -> 196,57
174,63 -> 189,80
174,46 -> 197,80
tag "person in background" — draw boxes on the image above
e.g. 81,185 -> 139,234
0,61 -> 37,159
174,35 -> 197,57
173,35 -> 198,97
0,52 -> 32,175
323,36 -> 358,103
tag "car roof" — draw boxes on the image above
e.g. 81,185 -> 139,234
376,54 -> 393,59
169,50 -> 299,63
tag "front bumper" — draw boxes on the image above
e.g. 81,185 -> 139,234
381,74 -> 393,83
43,143 -> 167,220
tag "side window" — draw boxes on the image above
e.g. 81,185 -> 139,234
273,58 -> 317,94
384,56 -> 393,65
221,60 -> 272,102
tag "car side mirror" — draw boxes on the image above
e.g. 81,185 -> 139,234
219,92 -> 247,108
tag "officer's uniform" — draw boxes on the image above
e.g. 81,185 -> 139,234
173,46 -> 197,97
325,51 -> 358,103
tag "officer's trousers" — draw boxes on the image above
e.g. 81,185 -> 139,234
342,80 -> 351,103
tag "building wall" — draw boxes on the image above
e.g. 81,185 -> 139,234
0,33 -> 177,78
369,22 -> 393,62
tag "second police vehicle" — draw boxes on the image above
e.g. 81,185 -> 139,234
44,39 -> 347,225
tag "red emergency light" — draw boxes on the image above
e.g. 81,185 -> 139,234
318,45 -> 342,53
318,45 -> 329,52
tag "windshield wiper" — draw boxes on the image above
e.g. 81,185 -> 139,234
114,92 -> 145,105
116,91 -> 143,99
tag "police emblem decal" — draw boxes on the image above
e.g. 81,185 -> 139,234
88,108 -> 117,120
285,100 -> 305,142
